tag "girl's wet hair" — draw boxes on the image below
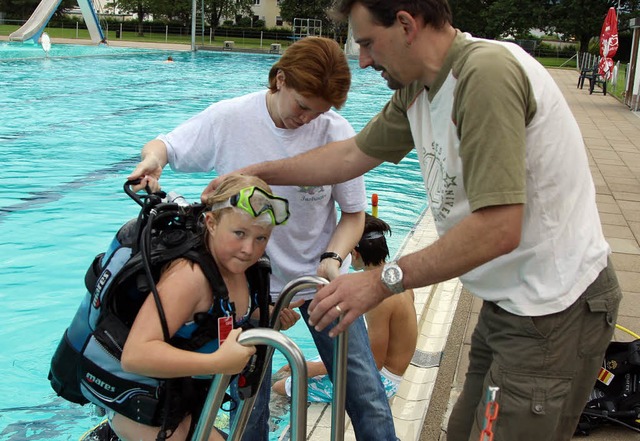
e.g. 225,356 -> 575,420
203,174 -> 272,206
203,174 -> 275,227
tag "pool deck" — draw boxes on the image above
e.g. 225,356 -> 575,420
0,34 -> 194,51
6,37 -> 639,440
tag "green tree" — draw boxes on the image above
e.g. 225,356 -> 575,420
152,0 -> 191,24
1,0 -> 74,20
449,0 -> 543,39
544,0 -> 614,53
485,0 -> 545,38
449,0 -> 638,62
278,0 -> 333,28
449,0 -> 492,38
115,0 -> 154,35
543,0 -> 639,54
206,0 -> 253,29
1,0 -> 39,19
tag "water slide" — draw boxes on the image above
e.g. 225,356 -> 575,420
344,22 -> 359,59
9,0 -> 104,44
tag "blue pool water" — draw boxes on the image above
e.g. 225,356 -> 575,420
0,41 -> 427,440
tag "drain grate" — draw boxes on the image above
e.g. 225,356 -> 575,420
410,349 -> 442,368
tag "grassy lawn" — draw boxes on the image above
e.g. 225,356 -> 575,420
0,24 -> 582,59
537,56 -> 577,69
2,23 -> 96,41
2,23 -> 627,102
99,29 -> 293,49
1,24 -> 291,49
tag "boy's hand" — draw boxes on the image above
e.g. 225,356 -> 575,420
278,299 -> 304,330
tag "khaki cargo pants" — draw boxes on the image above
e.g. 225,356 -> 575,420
447,260 -> 621,441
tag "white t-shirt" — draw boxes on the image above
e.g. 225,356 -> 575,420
356,32 -> 609,316
160,90 -> 366,301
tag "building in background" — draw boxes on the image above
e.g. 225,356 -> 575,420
250,0 -> 283,28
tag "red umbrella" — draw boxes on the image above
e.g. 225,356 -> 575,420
598,7 -> 619,80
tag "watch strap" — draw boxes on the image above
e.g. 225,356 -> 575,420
320,252 -> 343,266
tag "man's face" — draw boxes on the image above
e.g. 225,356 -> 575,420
351,3 -> 405,90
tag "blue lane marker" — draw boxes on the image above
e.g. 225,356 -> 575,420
0,157 -> 138,223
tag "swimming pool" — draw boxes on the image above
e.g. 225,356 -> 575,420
0,41 -> 427,440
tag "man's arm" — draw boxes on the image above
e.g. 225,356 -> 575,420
201,137 -> 382,198
318,210 -> 365,281
402,204 -> 523,288
308,203 -> 524,336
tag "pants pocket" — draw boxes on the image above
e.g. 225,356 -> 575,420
485,369 -> 572,440
578,266 -> 621,358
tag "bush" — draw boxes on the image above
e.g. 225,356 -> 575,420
235,16 -> 251,27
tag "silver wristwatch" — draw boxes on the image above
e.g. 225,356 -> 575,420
381,260 -> 404,294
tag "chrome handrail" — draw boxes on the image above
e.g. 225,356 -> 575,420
192,329 -> 308,441
238,329 -> 308,440
190,374 -> 233,441
192,275 -> 350,441
331,312 -> 348,441
229,276 -> 328,441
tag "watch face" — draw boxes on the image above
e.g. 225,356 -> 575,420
386,267 -> 401,283
382,262 -> 403,294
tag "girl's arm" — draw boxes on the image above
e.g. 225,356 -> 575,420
121,259 -> 255,377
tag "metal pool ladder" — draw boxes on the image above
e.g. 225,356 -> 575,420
191,275 -> 350,441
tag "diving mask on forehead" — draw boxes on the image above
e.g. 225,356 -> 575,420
209,186 -> 290,226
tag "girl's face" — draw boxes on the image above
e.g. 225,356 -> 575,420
270,71 -> 332,129
206,210 -> 272,275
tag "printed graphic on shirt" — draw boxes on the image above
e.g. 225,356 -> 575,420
420,141 -> 457,222
298,186 -> 327,202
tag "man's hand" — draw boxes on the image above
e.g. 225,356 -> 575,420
308,270 -> 389,337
